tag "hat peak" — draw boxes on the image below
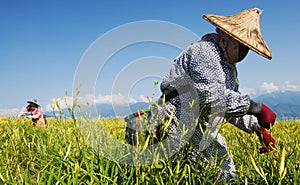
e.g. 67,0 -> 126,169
203,8 -> 272,59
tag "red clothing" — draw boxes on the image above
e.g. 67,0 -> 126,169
18,106 -> 46,128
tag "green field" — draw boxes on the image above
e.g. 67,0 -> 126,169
0,115 -> 299,184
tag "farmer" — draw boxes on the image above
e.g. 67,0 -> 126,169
150,8 -> 276,182
17,98 -> 46,128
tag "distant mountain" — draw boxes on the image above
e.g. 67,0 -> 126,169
272,104 -> 300,119
254,91 -> 300,107
45,102 -> 150,118
45,91 -> 300,119
95,102 -> 149,118
254,91 -> 300,119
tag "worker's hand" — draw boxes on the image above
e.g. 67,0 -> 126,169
247,101 -> 276,129
257,128 -> 276,154
257,104 -> 276,129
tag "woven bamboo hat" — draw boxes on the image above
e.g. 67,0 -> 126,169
203,8 -> 272,60
27,98 -> 40,106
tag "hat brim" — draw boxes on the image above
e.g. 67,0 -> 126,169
202,8 -> 272,60
27,100 -> 39,106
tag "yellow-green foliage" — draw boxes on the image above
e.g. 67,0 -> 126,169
221,120 -> 300,184
0,116 -> 299,184
100,117 -> 126,140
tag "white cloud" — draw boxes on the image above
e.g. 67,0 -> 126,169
260,82 -> 280,93
283,81 -> 300,91
1,93 -> 147,116
136,94 -> 151,102
95,94 -> 127,104
85,93 -> 150,105
44,93 -> 149,112
239,87 -> 256,96
0,108 -> 20,116
45,96 -> 74,112
257,81 -> 300,94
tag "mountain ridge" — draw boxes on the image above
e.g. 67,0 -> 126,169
254,91 -> 300,119
45,91 -> 300,119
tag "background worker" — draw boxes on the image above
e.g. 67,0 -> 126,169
17,98 -> 46,128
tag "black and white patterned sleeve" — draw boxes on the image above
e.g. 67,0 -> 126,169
187,40 -> 251,117
227,115 -> 260,133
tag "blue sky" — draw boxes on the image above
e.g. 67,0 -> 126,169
1,0 -> 299,116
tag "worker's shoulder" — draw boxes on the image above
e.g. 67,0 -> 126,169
186,39 -> 219,56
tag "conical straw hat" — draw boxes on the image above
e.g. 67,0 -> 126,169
203,8 -> 272,60
27,98 -> 40,106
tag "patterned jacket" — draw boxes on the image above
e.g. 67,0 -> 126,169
160,34 -> 259,134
